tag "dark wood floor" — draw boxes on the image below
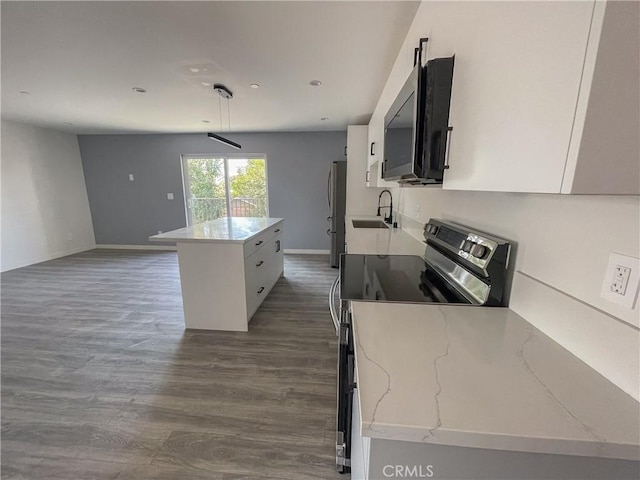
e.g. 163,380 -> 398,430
1,250 -> 342,479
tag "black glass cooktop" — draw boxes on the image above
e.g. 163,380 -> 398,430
339,254 -> 471,304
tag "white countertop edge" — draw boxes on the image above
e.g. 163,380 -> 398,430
148,236 -> 246,244
148,218 -> 284,244
360,421 -> 639,461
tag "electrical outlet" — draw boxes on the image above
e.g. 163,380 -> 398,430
611,265 -> 631,295
128,174 -> 134,181
167,193 -> 174,200
414,204 -> 421,219
601,253 -> 640,309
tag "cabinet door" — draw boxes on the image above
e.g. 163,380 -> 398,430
346,125 -> 385,216
435,1 -> 594,192
365,121 -> 377,188
367,115 -> 396,188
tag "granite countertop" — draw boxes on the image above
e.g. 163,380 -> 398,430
149,217 -> 284,244
351,301 -> 640,461
345,216 -> 426,256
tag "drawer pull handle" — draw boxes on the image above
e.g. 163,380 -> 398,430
255,240 -> 263,246
257,287 -> 265,294
256,261 -> 264,267
274,228 -> 281,233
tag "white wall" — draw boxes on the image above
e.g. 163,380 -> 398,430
1,121 -> 95,271
371,1 -> 640,398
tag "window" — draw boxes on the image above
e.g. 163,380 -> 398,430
181,155 -> 268,226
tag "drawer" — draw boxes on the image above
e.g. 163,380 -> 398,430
244,233 -> 284,318
243,222 -> 284,258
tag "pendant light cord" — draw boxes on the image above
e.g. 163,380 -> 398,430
227,99 -> 231,132
218,96 -> 222,132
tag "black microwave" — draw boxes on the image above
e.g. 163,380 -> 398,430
382,56 -> 454,184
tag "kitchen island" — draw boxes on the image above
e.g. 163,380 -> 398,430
350,301 -> 640,479
150,217 -> 284,331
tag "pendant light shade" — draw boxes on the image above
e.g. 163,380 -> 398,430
207,132 -> 241,150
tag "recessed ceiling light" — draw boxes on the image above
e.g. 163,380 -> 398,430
19,91 -> 30,95
309,80 -> 322,87
202,120 -> 210,123
201,81 -> 211,87
64,122 -> 74,126
321,117 -> 329,121
132,87 -> 147,93
190,67 -> 200,73
250,83 -> 260,89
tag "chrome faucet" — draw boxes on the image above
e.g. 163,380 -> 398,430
377,189 -> 393,224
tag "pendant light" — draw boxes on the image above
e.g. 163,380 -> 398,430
207,83 -> 241,150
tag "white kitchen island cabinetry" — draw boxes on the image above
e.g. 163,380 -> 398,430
150,217 -> 284,331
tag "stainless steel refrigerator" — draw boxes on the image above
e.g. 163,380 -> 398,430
327,161 -> 347,268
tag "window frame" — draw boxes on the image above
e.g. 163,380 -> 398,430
180,154 -> 269,226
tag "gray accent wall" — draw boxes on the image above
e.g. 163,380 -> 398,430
78,131 -> 347,250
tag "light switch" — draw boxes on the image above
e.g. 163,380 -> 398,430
128,174 -> 134,181
167,193 -> 174,200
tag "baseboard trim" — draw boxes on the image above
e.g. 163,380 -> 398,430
95,244 -> 177,251
284,249 -> 330,255
1,244 -> 96,273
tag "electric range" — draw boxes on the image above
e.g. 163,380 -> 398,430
330,219 -> 511,473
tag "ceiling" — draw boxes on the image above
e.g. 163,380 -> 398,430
1,1 -> 420,135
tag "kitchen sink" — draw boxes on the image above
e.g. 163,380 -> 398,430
352,220 -> 390,229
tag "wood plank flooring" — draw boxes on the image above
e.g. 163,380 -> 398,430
1,251 -> 343,479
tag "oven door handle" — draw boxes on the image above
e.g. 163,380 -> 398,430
329,275 -> 340,335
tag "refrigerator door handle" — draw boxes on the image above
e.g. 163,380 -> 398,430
327,168 -> 332,211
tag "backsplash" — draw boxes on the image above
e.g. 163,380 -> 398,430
397,187 -> 639,327
396,186 -> 640,399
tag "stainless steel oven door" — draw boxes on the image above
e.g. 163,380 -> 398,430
336,312 -> 354,473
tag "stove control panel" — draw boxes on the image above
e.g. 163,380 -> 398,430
423,219 -> 510,275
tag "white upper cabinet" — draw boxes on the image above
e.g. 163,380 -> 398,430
370,0 -> 638,194
440,1 -> 588,192
441,0 -> 639,193
346,125 -> 384,214
366,114 -> 395,188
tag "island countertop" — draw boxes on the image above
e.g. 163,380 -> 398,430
351,301 -> 640,461
149,217 -> 284,244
